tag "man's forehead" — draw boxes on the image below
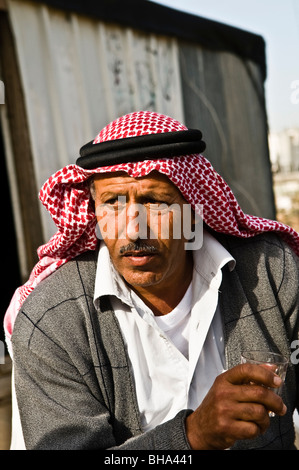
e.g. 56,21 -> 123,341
93,170 -> 177,191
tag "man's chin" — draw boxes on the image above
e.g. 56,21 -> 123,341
122,270 -> 163,289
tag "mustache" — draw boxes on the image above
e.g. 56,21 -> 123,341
119,240 -> 159,255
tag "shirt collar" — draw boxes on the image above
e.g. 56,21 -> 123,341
93,241 -> 133,308
93,230 -> 235,308
193,229 -> 235,285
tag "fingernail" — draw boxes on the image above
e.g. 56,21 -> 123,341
273,376 -> 282,386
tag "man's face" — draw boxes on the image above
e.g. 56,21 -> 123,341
93,171 -> 194,291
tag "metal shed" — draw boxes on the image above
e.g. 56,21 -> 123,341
0,0 -> 274,331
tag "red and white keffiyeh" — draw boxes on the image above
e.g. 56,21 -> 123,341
4,111 -> 299,349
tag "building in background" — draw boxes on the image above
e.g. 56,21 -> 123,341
269,128 -> 299,173
269,128 -> 299,233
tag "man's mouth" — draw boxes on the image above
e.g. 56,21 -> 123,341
122,252 -> 157,266
122,250 -> 156,257
120,243 -> 159,266
120,242 -> 158,256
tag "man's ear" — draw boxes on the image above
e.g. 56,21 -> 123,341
89,177 -> 96,201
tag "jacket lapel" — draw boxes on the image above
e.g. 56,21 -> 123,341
220,265 -> 271,370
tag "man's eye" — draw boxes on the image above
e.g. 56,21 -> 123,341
105,198 -> 118,205
103,199 -> 127,212
103,196 -> 125,204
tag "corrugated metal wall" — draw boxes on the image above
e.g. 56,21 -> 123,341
179,44 -> 274,218
7,0 -> 185,241
5,0 -> 275,264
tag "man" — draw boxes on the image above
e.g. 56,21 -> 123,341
5,111 -> 299,450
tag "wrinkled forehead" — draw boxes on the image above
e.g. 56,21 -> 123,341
93,169 -> 171,182
91,170 -> 185,198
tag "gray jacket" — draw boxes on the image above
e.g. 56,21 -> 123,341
12,233 -> 299,450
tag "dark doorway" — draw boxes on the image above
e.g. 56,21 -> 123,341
0,122 -> 21,352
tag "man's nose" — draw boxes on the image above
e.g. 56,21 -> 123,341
125,203 -> 147,240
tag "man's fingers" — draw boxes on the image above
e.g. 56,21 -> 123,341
237,383 -> 287,416
224,363 -> 282,389
221,364 -> 287,417
187,364 -> 287,450
235,402 -> 269,427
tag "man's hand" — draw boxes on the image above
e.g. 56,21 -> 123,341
186,363 -> 287,450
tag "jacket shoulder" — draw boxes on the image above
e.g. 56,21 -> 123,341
217,232 -> 298,266
216,232 -> 298,313
12,250 -> 98,350
23,250 -> 97,314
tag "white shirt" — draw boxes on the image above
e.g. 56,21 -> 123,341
94,230 -> 235,432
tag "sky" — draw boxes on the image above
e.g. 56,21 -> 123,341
149,0 -> 299,134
